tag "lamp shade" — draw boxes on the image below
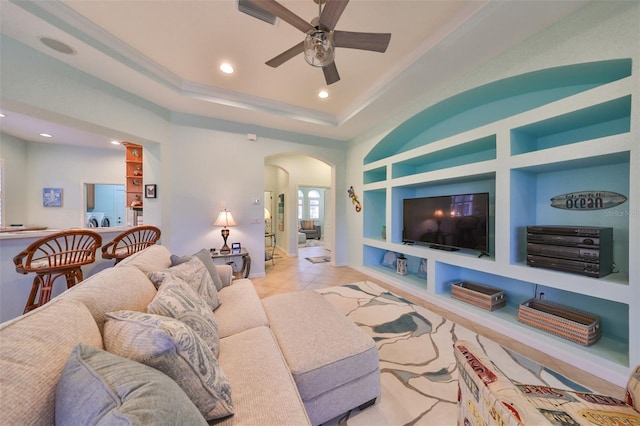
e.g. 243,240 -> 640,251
214,209 -> 237,228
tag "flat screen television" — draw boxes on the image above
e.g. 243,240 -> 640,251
403,192 -> 489,254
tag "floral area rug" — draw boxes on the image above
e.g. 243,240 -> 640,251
317,281 -> 592,426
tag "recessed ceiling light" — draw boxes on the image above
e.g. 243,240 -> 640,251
220,63 -> 234,74
110,140 -> 121,145
40,37 -> 76,55
0,113 -> 5,118
39,133 -> 53,138
318,90 -> 329,99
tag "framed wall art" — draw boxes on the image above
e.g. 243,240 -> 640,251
43,188 -> 63,207
145,184 -> 157,199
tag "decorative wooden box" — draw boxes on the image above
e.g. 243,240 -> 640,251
451,281 -> 506,311
518,299 -> 601,346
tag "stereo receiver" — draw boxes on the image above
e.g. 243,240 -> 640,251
526,226 -> 613,277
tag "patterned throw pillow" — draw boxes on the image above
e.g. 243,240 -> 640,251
55,344 -> 207,425
171,249 -> 226,291
147,274 -> 220,357
103,311 -> 234,421
148,257 -> 220,310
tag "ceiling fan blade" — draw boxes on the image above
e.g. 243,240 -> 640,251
319,0 -> 349,31
245,0 -> 313,33
266,42 -> 304,68
334,31 -> 391,53
323,62 -> 340,85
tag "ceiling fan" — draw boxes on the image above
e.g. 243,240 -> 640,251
246,0 -> 391,85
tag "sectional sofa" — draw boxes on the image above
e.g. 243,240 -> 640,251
0,245 -> 380,425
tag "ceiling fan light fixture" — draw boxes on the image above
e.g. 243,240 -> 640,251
304,29 -> 334,67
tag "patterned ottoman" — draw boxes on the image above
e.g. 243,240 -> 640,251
454,340 -> 640,425
262,291 -> 380,425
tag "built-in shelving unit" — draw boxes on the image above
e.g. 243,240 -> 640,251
124,142 -> 143,225
360,59 -> 637,387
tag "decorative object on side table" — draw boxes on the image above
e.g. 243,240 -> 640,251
451,281 -> 505,311
518,298 -> 601,346
214,209 -> 236,253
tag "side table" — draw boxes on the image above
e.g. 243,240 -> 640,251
210,248 -> 251,278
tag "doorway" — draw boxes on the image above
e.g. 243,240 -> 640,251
264,154 -> 333,260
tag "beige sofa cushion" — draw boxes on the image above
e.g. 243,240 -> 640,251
216,326 -> 310,426
262,291 -> 379,401
0,298 -> 103,424
215,279 -> 269,338
61,265 -> 157,334
116,244 -> 172,273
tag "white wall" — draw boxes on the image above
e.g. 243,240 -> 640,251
158,124 -> 346,276
0,36 -> 348,278
0,132 -> 28,226
0,133 -> 125,229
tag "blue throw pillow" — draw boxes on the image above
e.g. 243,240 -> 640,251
55,344 -> 207,425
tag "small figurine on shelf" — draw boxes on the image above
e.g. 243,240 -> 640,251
131,194 -> 142,208
396,255 -> 408,276
133,166 -> 142,176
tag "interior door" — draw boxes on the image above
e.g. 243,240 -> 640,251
115,187 -> 125,226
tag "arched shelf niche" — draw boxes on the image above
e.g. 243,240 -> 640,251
364,59 -> 632,164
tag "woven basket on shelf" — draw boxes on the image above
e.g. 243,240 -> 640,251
451,281 -> 506,311
518,298 -> 601,346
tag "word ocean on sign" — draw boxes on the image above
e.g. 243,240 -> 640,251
550,191 -> 626,210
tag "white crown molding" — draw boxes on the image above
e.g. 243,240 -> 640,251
14,0 -> 338,127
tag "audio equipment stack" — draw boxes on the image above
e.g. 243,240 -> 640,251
526,225 -> 613,278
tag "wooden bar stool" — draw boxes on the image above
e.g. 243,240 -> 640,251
13,230 -> 102,313
101,225 -> 161,264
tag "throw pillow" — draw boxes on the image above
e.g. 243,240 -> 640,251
147,273 -> 221,357
104,310 -> 234,421
381,250 -> 398,269
171,249 -> 225,290
149,257 -> 220,310
55,343 -> 206,425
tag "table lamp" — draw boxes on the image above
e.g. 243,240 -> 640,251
214,209 -> 236,253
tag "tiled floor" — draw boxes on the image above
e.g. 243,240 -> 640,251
252,245 -> 383,299
252,243 -> 625,398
